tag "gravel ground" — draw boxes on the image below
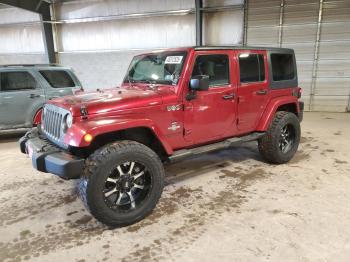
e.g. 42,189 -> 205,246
0,112 -> 350,262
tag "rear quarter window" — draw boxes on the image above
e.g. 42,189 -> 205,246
269,51 -> 298,89
271,54 -> 295,81
40,70 -> 75,88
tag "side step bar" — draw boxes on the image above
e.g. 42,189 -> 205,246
168,132 -> 265,163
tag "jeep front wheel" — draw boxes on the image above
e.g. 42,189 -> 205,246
78,140 -> 164,228
258,111 -> 301,164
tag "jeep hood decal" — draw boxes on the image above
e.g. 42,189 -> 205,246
49,87 -> 167,116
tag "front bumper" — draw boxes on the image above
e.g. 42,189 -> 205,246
19,128 -> 84,179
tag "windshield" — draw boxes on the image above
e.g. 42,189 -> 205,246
124,51 -> 187,85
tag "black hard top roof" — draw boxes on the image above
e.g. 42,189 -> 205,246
193,45 -> 294,52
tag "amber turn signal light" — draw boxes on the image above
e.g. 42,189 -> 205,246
84,134 -> 93,143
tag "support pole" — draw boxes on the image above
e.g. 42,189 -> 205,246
243,0 -> 248,46
40,3 -> 55,64
309,0 -> 324,111
195,0 -> 203,46
278,0 -> 285,47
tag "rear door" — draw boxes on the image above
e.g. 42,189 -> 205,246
37,69 -> 80,100
236,50 -> 270,132
183,50 -> 238,144
0,70 -> 45,129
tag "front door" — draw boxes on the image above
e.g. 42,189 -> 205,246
183,51 -> 237,145
0,70 -> 45,130
236,51 -> 270,132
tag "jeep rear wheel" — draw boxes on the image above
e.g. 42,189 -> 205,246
258,111 -> 300,164
78,140 -> 164,228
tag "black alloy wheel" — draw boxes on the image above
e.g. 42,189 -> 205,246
258,111 -> 301,164
279,124 -> 296,154
103,161 -> 151,211
78,140 -> 164,228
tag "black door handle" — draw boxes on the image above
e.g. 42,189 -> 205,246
222,93 -> 235,100
29,94 -> 40,99
256,89 -> 268,95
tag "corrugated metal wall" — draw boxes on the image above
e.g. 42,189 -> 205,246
0,0 -> 243,90
0,6 -> 46,63
54,0 -> 196,51
53,0 -> 243,89
0,0 -> 348,111
52,0 -> 189,89
246,0 -> 350,112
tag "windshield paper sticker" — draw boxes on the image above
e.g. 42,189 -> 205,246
165,56 -> 183,64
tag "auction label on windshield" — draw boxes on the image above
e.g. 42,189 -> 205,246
165,56 -> 183,64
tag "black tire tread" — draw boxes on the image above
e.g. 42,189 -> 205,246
78,140 -> 164,227
258,111 -> 300,164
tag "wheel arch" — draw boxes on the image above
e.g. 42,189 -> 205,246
76,126 -> 170,160
256,97 -> 300,131
32,107 -> 43,126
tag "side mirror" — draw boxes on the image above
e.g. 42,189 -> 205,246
190,75 -> 209,91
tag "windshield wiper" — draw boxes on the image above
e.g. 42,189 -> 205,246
138,79 -> 156,84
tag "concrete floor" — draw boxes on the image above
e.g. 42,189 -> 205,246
1,112 -> 350,262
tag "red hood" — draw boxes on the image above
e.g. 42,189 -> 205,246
49,86 -> 173,116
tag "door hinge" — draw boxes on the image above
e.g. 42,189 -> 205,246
237,97 -> 240,104
184,129 -> 191,136
236,118 -> 239,125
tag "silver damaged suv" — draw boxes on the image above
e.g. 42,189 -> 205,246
0,64 -> 83,132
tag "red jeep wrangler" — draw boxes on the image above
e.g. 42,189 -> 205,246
20,46 -> 303,227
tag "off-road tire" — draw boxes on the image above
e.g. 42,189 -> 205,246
258,111 -> 301,164
78,140 -> 164,228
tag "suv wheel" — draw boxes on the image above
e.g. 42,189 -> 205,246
78,140 -> 164,228
258,111 -> 300,164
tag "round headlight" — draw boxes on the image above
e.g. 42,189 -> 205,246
62,113 -> 73,133
42,107 -> 46,122
66,114 -> 73,128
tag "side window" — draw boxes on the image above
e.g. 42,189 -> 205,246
39,70 -> 75,88
239,53 -> 265,83
271,54 -> 295,81
192,54 -> 229,87
0,71 -> 37,91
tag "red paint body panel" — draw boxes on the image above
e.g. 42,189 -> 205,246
181,49 -> 238,144
46,47 -> 301,155
256,95 -> 300,131
235,50 -> 270,132
64,116 -> 174,154
49,86 -> 168,117
33,109 -> 42,126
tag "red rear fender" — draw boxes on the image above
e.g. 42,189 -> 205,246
256,97 -> 300,131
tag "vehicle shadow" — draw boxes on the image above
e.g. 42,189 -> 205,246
164,141 -> 264,185
0,131 -> 26,143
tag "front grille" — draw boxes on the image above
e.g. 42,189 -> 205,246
42,104 -> 68,142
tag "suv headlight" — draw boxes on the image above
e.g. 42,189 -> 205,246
62,113 -> 73,133
66,114 -> 73,128
42,107 -> 46,122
